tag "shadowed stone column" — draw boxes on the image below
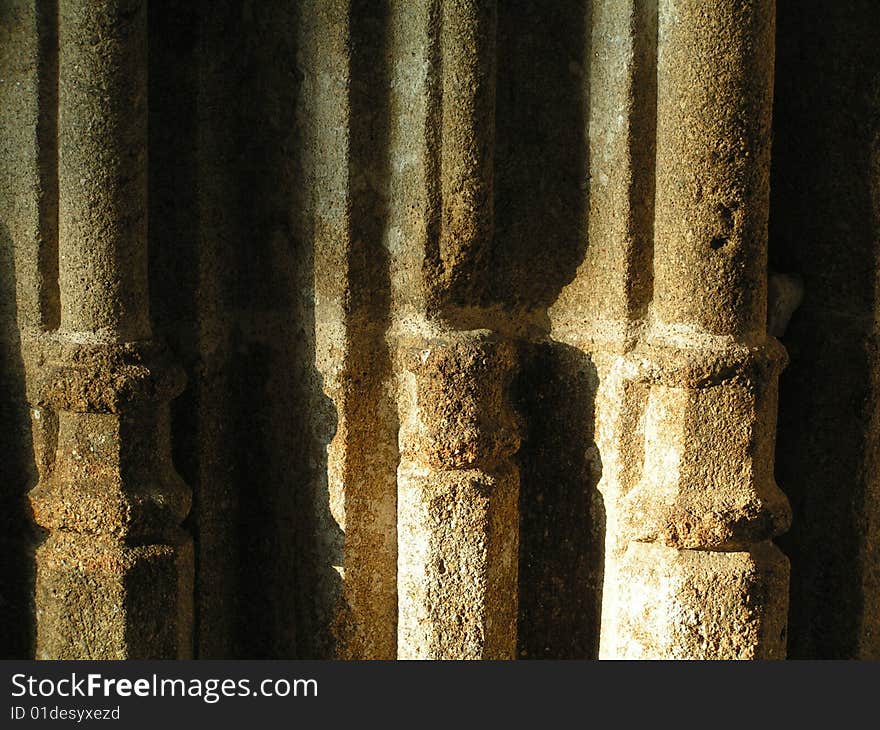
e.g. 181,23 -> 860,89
548,0 -> 657,658
396,0 -> 520,659
603,0 -> 791,659
302,0 -> 400,660
429,0 -> 497,311
25,0 -> 193,659
0,0 -> 59,658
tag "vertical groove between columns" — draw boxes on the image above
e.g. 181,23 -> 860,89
627,0 -> 657,319
36,0 -> 60,331
339,0 -> 399,659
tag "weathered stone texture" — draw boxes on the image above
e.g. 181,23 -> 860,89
594,0 -> 791,660
57,0 -> 150,342
0,0 -> 55,658
23,0 -> 194,659
610,542 -> 788,659
1,0 -> 878,660
397,334 -> 520,658
652,0 -> 774,342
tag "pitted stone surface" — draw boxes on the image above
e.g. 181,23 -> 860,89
403,334 -> 520,470
2,0 -> 877,662
23,334 -> 186,413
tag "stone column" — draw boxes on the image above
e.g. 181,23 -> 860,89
397,333 -> 520,659
429,0 -> 496,311
603,0 -> 791,659
548,0 -> 657,658
396,0 -> 520,659
0,0 -> 60,659
26,0 -> 193,659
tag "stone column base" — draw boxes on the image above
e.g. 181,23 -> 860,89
602,541 -> 789,659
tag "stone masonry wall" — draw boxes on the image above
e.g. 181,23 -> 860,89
0,0 -> 878,659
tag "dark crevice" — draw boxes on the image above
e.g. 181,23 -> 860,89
36,0 -> 60,331
628,0 -> 658,318
770,0 -> 880,659
493,0 -> 599,658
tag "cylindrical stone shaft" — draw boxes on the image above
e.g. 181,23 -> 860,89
652,0 -> 775,341
435,0 -> 496,309
551,0 -> 656,337
58,0 -> 150,341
